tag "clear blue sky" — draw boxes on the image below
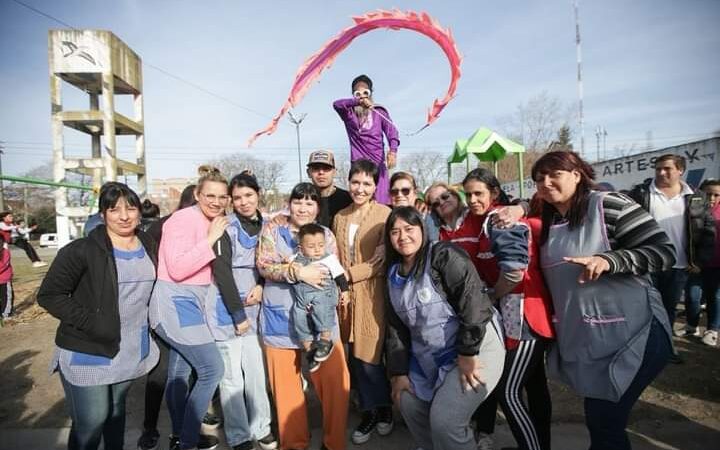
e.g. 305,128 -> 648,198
1,0 -> 719,190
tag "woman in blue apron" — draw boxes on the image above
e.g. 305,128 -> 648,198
205,172 -> 276,450
384,206 -> 506,450
531,151 -> 675,450
38,182 -> 159,450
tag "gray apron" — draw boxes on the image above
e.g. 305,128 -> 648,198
206,215 -> 262,340
540,191 -> 672,401
261,224 -> 339,349
388,244 -> 504,402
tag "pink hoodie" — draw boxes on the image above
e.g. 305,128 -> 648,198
157,206 -> 216,284
0,246 -> 12,284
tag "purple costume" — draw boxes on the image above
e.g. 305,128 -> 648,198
333,98 -> 400,204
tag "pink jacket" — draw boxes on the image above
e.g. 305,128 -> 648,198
157,206 -> 216,285
0,246 -> 12,284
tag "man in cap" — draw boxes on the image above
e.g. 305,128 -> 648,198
306,150 -> 352,228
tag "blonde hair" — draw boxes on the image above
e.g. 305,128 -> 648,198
197,165 -> 227,191
425,181 -> 463,206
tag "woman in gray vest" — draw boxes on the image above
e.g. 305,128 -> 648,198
384,206 -> 505,450
38,182 -> 159,450
531,151 -> 676,450
205,172 -> 277,450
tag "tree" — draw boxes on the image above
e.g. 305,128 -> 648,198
207,153 -> 286,192
399,151 -> 448,191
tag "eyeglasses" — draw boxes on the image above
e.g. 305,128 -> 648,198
353,89 -> 372,99
390,187 -> 412,197
199,193 -> 230,203
430,191 -> 452,210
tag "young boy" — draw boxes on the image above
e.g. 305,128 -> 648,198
0,234 -> 14,321
291,223 -> 349,371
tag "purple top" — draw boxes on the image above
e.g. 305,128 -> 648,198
333,97 -> 400,204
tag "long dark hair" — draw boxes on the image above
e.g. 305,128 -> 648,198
462,167 -> 510,205
384,206 -> 429,280
531,151 -> 597,244
178,184 -> 197,210
98,182 -> 141,215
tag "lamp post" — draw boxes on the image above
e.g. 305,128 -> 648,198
288,111 -> 307,183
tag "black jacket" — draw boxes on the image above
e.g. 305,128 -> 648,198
385,241 -> 495,377
37,226 -> 158,358
628,180 -> 715,268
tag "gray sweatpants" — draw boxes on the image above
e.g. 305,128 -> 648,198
398,325 -> 505,450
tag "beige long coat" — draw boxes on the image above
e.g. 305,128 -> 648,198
332,201 -> 391,365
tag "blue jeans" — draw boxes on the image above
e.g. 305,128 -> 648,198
583,318 -> 671,450
215,334 -> 272,446
156,326 -> 224,450
652,268 -> 689,326
697,268 -> 720,330
59,372 -> 132,450
291,282 -> 338,342
684,273 -> 703,329
349,348 -> 392,411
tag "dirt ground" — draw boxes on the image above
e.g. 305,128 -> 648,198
1,246 -> 719,448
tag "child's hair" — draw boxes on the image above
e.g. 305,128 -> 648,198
141,199 -> 160,218
197,165 -> 227,191
298,223 -> 325,242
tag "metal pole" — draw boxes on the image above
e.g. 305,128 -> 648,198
288,111 -> 307,184
0,142 -> 5,211
574,0 -> 586,156
23,185 -> 28,224
595,126 -> 601,162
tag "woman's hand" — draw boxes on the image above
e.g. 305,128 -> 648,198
490,205 -> 525,229
391,375 -> 414,405
245,284 -> 263,306
207,216 -> 229,247
386,152 -> 397,169
457,354 -> 486,393
359,97 -> 374,109
563,255 -> 610,283
339,290 -> 351,307
297,263 -> 329,289
234,319 -> 250,336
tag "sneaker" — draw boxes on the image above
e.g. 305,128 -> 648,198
376,406 -> 394,436
257,432 -> 278,450
169,436 -> 181,450
476,432 -> 495,450
308,354 -> 321,373
313,339 -> 334,362
352,410 -> 379,444
137,429 -> 160,450
202,412 -> 222,429
32,261 -> 48,268
232,442 -> 254,450
702,330 -> 718,346
674,326 -> 701,338
198,434 -> 220,450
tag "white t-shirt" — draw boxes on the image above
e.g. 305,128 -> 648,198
649,180 -> 694,268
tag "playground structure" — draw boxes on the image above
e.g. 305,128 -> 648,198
48,30 -> 146,247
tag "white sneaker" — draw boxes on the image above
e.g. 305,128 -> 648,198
674,326 -> 700,337
476,432 -> 494,450
32,261 -> 48,268
702,330 -> 718,346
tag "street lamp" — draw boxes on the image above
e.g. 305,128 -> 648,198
288,111 -> 307,183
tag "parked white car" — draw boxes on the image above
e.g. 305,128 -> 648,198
39,233 -> 59,248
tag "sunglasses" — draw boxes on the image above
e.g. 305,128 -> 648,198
430,191 -> 452,210
353,88 -> 372,99
390,187 -> 412,197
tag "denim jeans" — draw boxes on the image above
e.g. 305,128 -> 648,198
684,272 -> 703,329
215,334 -> 272,446
156,326 -> 224,450
59,372 -> 133,450
349,348 -> 392,411
291,282 -> 338,342
583,318 -> 671,450
652,268 -> 689,326
698,268 -> 720,330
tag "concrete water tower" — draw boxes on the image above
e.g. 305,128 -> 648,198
48,30 -> 146,246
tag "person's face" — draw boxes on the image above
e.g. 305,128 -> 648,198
195,181 -> 229,219
464,180 -> 500,216
289,196 -> 319,227
299,232 -> 326,259
704,185 -> 720,208
389,218 -> 423,259
655,160 -> 683,188
349,171 -> 377,206
390,178 -> 417,208
102,197 -> 140,238
426,186 -> 459,220
307,164 -> 336,189
534,169 -> 581,208
232,186 -> 259,218
2,214 -> 13,224
352,81 -> 372,99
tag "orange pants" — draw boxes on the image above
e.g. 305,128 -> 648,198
265,342 -> 350,450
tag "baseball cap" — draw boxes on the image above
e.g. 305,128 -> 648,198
307,150 -> 336,168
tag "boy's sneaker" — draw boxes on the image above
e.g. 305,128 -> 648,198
137,429 -> 160,450
702,330 -> 718,346
257,432 -> 278,450
169,436 -> 181,450
376,406 -> 394,436
202,412 -> 222,429
352,410 -> 379,444
313,339 -> 334,362
308,352 -> 321,373
674,326 -> 701,338
232,442 -> 254,450
32,261 -> 48,268
198,434 -> 220,450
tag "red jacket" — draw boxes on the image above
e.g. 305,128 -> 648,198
0,246 -> 13,284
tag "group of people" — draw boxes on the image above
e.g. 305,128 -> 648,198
34,72 -> 715,450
